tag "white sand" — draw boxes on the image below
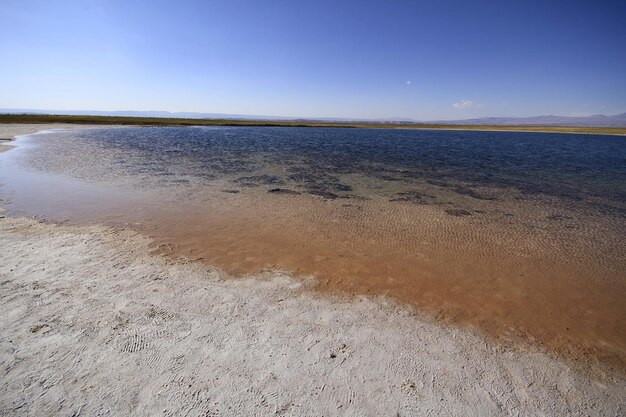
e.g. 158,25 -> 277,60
0,124 -> 94,141
0,123 -> 121,152
0,216 -> 624,416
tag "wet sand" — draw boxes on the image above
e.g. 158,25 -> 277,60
0,138 -> 13,153
1,216 -> 625,415
0,124 -> 625,385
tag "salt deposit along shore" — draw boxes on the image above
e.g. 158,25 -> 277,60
0,216 -> 624,416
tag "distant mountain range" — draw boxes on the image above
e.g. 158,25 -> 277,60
2,108 -> 626,127
435,113 -> 626,127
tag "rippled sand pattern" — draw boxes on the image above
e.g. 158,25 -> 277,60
1,126 -> 625,370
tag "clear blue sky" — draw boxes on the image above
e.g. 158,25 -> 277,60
1,0 -> 625,120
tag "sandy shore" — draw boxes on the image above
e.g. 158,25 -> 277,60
0,124 -> 110,152
0,124 -> 87,140
0,216 -> 624,415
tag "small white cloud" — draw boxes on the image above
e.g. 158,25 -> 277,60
406,80 -> 412,86
452,100 -> 475,109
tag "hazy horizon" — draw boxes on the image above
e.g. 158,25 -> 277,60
2,0 -> 625,119
3,107 -> 626,124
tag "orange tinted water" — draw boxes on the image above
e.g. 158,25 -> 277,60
141,190 -> 625,368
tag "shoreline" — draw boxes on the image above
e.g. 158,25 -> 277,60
1,124 -> 625,413
0,123 -> 127,152
1,215 -> 624,415
1,124 -> 625,372
2,114 -> 626,136
393,125 -> 626,136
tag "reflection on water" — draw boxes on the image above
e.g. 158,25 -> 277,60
1,126 -> 625,369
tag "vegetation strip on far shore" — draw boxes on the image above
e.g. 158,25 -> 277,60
2,113 -> 625,136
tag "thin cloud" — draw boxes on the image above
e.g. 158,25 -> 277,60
452,100 -> 475,109
406,80 -> 412,86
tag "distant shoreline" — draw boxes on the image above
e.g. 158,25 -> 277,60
2,113 -> 625,136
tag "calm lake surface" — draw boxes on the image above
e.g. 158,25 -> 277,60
2,126 -> 625,368
19,126 -> 626,209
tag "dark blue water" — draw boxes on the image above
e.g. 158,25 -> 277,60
49,126 -> 624,215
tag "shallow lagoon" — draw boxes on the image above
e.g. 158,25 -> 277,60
2,126 -> 625,368
27,126 -> 626,207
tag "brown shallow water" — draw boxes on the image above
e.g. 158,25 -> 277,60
146,190 -> 625,368
1,126 -> 625,371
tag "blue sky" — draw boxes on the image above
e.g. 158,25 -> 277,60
1,0 -> 625,120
